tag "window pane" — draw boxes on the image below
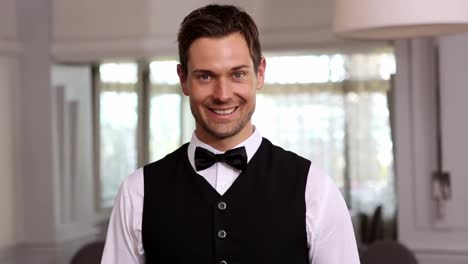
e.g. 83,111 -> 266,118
149,60 -> 183,162
254,93 -> 346,188
347,92 -> 395,216
99,62 -> 138,208
266,55 -> 334,84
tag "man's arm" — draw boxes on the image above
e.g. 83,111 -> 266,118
306,166 -> 360,264
101,169 -> 145,264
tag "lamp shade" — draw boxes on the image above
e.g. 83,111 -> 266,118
334,0 -> 468,40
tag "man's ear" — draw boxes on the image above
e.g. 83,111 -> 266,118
256,57 -> 266,91
177,64 -> 189,96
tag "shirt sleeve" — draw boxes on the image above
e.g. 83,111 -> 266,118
305,166 -> 360,264
101,169 -> 145,264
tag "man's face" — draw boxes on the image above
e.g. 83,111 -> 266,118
178,32 -> 265,149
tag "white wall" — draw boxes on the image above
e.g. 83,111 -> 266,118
438,34 -> 468,230
394,37 -> 468,264
0,56 -> 17,250
52,0 -> 154,60
0,0 -> 17,43
0,0 -> 20,57
16,0 -> 57,244
51,65 -> 96,242
0,0 -> 19,252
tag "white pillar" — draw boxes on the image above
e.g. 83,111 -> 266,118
16,0 -> 56,243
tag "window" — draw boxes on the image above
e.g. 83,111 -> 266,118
98,62 -> 139,208
96,51 -> 396,218
255,52 -> 396,216
149,60 -> 194,162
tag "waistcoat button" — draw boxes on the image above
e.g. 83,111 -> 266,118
217,230 -> 227,239
217,201 -> 227,210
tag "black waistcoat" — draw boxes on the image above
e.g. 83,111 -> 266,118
142,138 -> 311,264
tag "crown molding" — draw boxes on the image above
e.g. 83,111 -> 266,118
51,35 -> 177,63
51,27 -> 391,62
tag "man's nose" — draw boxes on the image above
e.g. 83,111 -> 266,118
212,78 -> 232,102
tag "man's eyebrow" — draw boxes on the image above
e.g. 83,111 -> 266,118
231,65 -> 250,71
191,69 -> 214,74
191,65 -> 250,74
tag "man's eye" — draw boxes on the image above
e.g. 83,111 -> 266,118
233,72 -> 245,79
199,74 -> 211,80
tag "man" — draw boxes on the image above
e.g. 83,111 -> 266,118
101,4 -> 360,264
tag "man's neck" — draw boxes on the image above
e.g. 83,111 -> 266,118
195,126 -> 254,152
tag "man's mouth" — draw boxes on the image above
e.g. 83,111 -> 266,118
210,107 -> 237,115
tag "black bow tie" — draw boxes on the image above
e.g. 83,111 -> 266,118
194,146 -> 247,172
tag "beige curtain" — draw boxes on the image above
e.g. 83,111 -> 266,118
254,77 -> 394,219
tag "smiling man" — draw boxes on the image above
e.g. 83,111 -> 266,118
179,32 -> 264,151
101,4 -> 360,264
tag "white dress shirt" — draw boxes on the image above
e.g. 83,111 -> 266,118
101,128 -> 360,264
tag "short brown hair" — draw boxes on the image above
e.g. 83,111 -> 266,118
177,4 -> 262,75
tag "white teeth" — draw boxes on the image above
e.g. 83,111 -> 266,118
213,107 -> 236,115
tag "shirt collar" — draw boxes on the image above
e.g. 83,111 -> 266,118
187,126 -> 263,171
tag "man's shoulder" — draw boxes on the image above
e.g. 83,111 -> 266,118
263,138 -> 311,164
118,167 -> 144,200
144,143 -> 189,170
